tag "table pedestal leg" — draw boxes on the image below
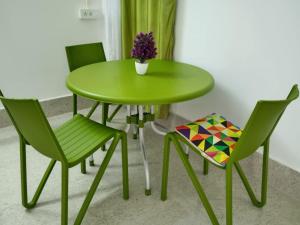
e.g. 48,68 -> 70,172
150,106 -> 168,136
138,105 -> 151,195
125,105 -> 169,196
184,145 -> 190,157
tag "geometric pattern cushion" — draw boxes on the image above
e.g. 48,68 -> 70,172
176,113 -> 242,167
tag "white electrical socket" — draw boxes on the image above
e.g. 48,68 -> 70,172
79,9 -> 100,20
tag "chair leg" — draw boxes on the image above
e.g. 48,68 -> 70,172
184,144 -> 189,158
226,165 -> 233,225
120,132 -> 129,200
61,164 -> 69,225
234,139 -> 269,208
203,159 -> 209,175
80,160 -> 86,174
102,103 -> 109,126
86,102 -> 100,119
86,102 -> 104,166
162,133 -> 220,225
19,137 -> 56,209
86,101 -> 102,168
101,103 -> 109,151
107,104 -> 123,122
161,134 -> 171,201
74,134 -> 121,225
73,94 -> 77,116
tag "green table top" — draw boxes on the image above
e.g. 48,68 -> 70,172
66,59 -> 214,105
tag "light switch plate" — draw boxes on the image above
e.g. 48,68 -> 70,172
79,9 -> 100,20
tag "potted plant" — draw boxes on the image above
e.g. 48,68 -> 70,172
131,32 -> 157,75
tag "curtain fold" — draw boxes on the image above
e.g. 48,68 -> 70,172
121,0 -> 177,118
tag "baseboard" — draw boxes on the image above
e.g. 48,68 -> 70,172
0,95 -> 94,128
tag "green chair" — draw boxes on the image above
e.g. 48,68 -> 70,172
161,85 -> 299,225
0,90 -> 129,225
65,42 -> 123,156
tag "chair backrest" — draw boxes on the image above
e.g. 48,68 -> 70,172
231,84 -> 299,162
0,92 -> 65,162
65,42 -> 106,72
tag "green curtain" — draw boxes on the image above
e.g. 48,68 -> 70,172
121,0 -> 177,118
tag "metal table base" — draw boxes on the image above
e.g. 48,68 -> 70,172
125,105 -> 167,195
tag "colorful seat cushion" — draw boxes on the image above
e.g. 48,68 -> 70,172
176,113 -> 242,167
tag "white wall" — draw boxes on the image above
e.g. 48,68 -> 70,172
173,0 -> 300,172
0,0 -> 105,104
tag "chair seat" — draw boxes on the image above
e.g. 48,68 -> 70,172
55,114 -> 116,166
176,113 -> 242,167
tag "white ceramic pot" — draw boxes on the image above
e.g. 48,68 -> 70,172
135,61 -> 149,75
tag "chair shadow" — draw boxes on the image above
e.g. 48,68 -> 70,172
34,182 -> 122,209
32,160 -> 155,209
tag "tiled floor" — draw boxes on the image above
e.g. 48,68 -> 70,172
0,107 -> 299,225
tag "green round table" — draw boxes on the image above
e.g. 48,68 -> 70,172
67,59 -> 214,105
66,59 -> 214,195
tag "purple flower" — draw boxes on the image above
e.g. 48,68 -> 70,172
131,32 -> 157,63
